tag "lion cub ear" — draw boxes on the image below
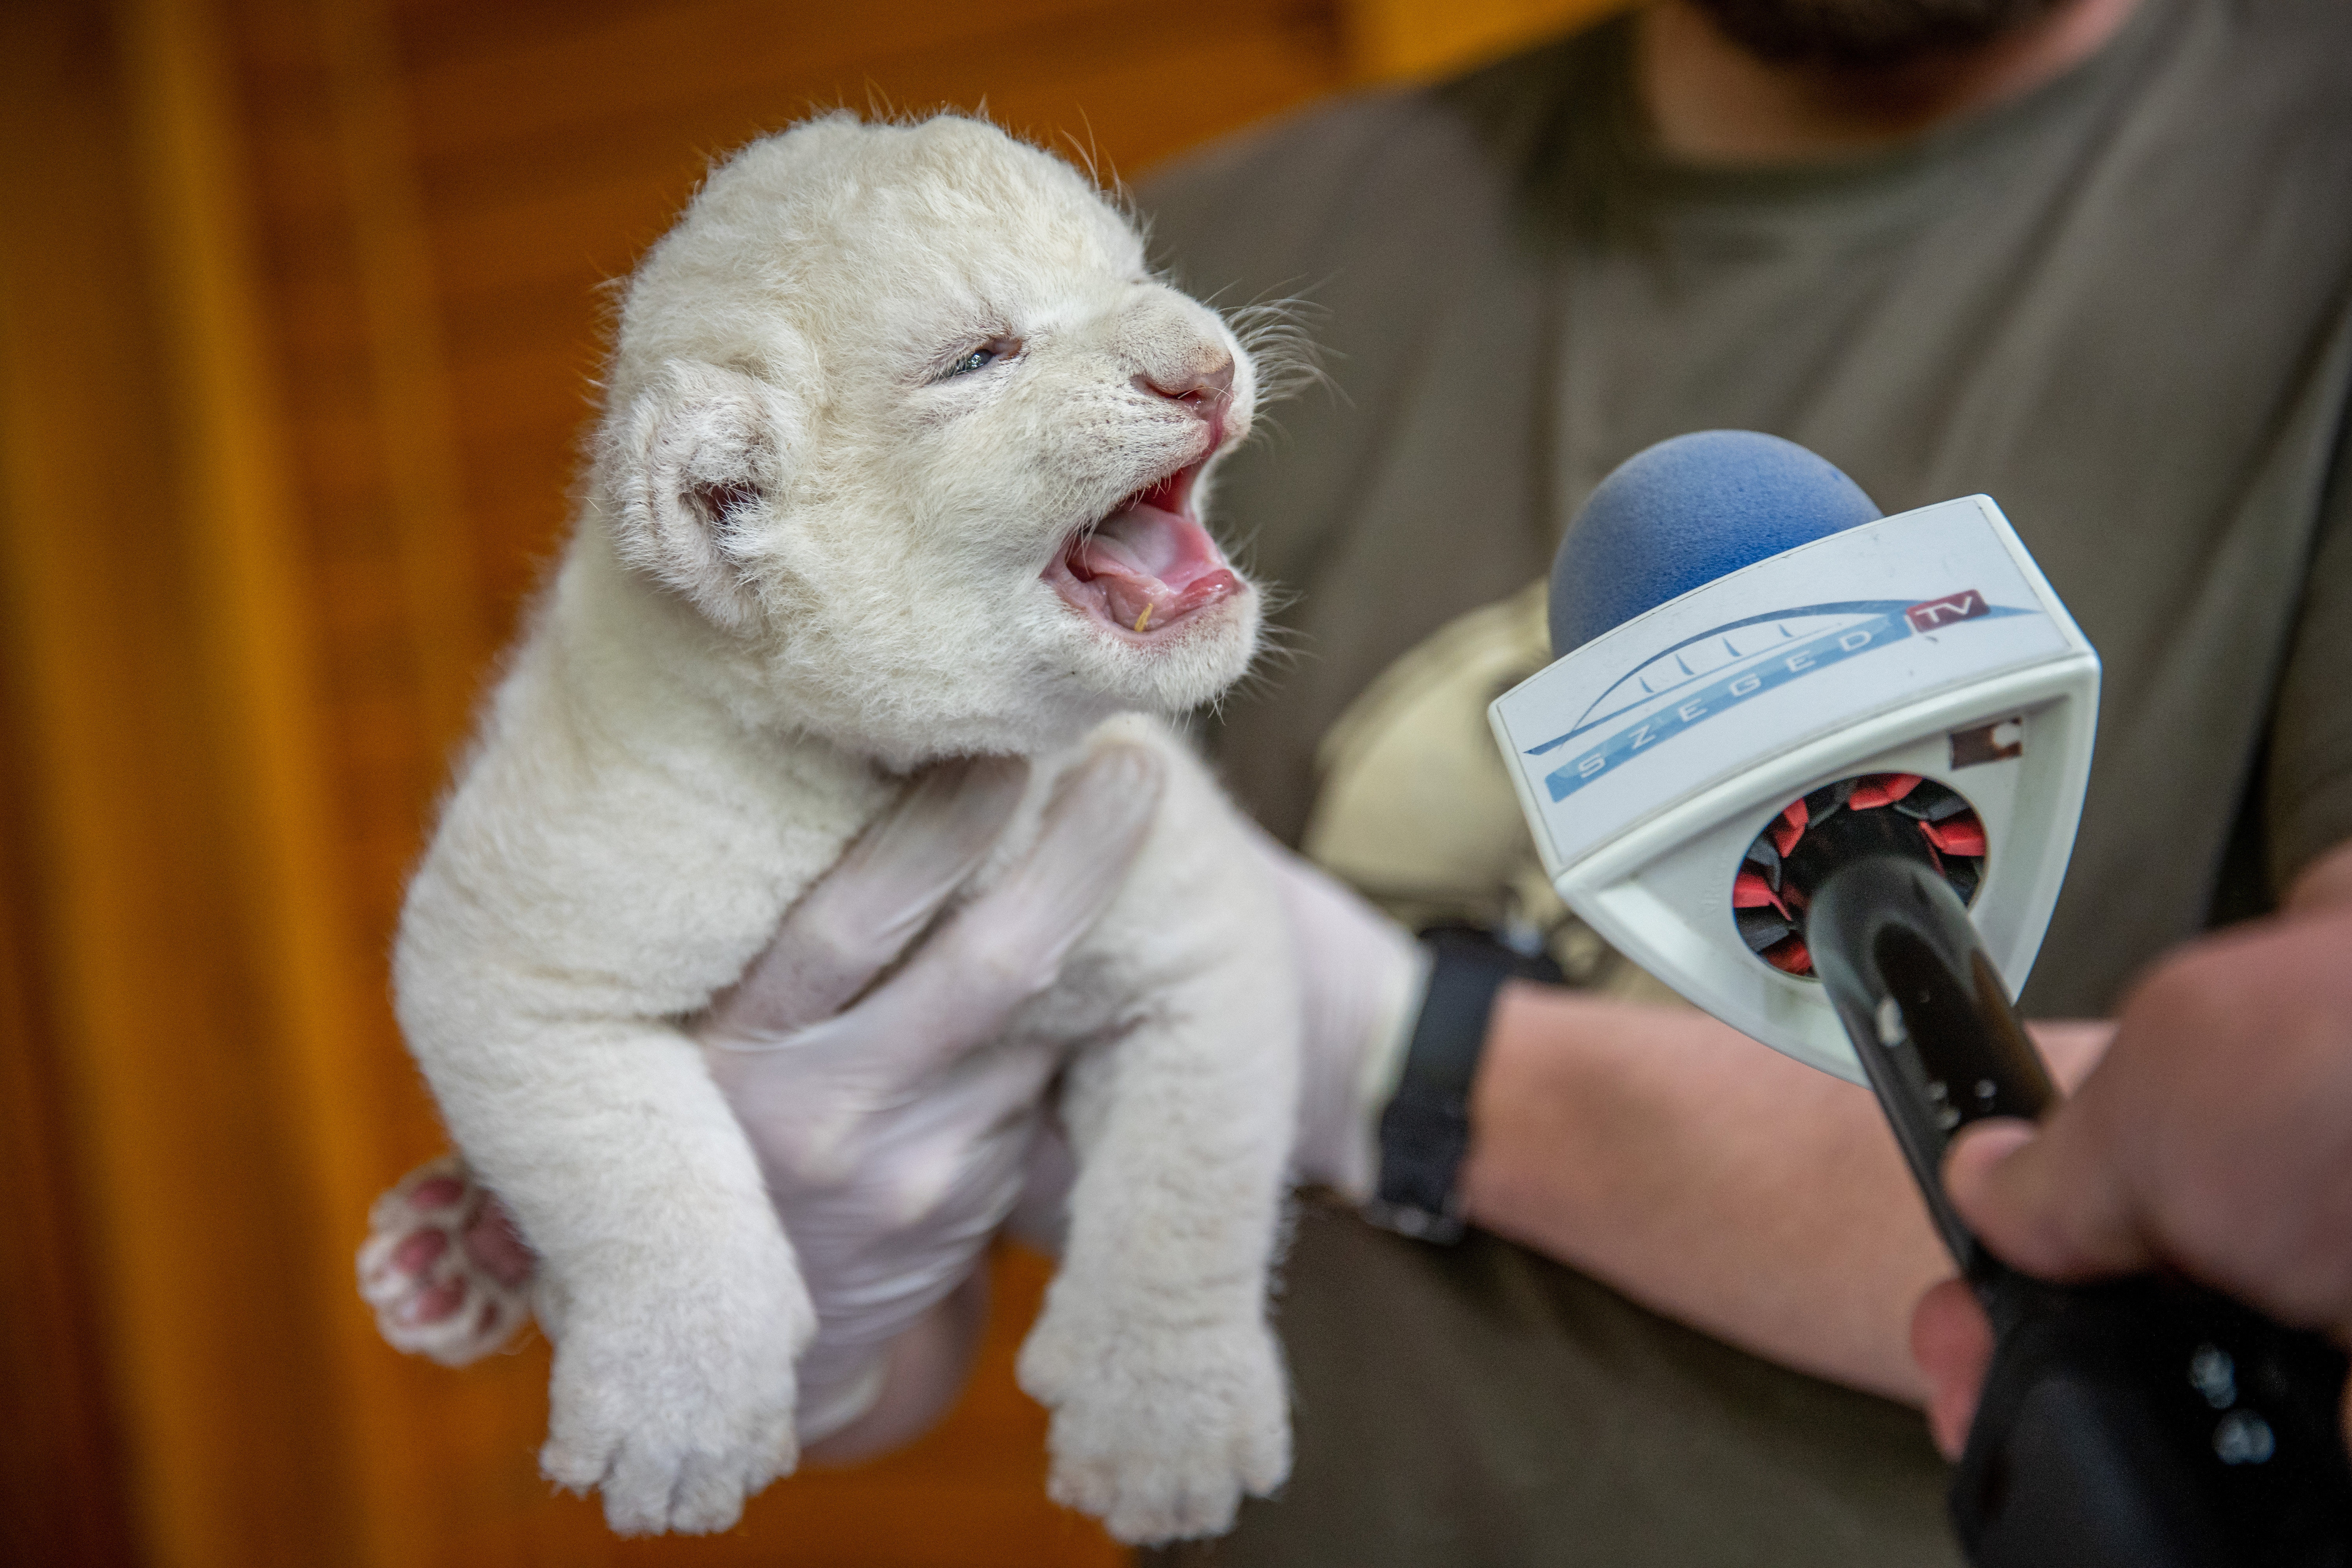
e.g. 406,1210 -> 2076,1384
605,359 -> 804,632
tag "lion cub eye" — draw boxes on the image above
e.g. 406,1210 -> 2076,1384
940,336 -> 1021,380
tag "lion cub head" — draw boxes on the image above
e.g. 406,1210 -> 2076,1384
590,114 -> 1265,767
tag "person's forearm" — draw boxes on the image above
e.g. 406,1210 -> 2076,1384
1459,982 -> 2109,1402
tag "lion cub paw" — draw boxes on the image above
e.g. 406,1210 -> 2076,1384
356,1153 -> 536,1366
1017,1306 -> 1290,1544
539,1280 -> 809,1536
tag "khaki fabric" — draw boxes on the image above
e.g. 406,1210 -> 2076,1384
1134,0 -> 2352,1561
1301,578 -> 1688,1003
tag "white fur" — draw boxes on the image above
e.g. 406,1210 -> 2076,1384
394,114 -> 1298,1543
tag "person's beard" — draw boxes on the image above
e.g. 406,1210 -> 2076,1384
1686,0 -> 2069,67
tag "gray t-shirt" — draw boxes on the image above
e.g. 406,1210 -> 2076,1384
1151,0 -> 2352,1017
1137,0 -> 2352,1561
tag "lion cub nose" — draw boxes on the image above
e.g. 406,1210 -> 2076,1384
1138,354 -> 1234,415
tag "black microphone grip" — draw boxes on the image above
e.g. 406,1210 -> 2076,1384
1801,853 -> 2352,1567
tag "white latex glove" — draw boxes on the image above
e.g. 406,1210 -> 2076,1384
997,837 -> 1428,1255
1004,837 -> 1429,1241
1256,839 -> 1431,1203
700,744 -> 1165,1443
361,744 -> 1165,1454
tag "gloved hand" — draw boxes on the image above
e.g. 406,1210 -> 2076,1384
993,835 -> 1431,1261
360,743 -> 1167,1449
703,745 -> 1165,1441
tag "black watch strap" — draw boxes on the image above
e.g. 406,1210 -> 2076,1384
1361,926 -> 1558,1244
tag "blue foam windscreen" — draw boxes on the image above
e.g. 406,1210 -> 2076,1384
1549,431 -> 1883,656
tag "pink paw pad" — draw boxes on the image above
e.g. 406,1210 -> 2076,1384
357,1153 -> 537,1367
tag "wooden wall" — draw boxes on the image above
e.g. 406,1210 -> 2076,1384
0,1 -> 1614,1565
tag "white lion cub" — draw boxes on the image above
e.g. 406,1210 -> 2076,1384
392,115 -> 1298,1543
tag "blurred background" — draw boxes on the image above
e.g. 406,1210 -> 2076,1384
0,1 -> 1614,1563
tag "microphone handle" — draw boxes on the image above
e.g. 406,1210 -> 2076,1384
1804,855 -> 2352,1568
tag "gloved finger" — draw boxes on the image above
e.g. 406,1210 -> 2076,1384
871,1037 -> 1067,1198
715,994 -> 1064,1191
1003,1115 -> 1076,1256
707,755 -> 1029,1038
852,741 -> 1165,1093
1943,1115 -> 2154,1282
785,1073 -> 1058,1369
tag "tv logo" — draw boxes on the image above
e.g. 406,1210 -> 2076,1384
1906,589 -> 1989,633
1529,588 -> 2034,802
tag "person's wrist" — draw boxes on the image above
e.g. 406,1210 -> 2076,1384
1293,929 -> 1427,1201
1361,927 -> 1560,1243
1268,847 -> 1429,1200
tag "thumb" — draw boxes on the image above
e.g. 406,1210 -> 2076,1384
1944,1114 -> 2153,1283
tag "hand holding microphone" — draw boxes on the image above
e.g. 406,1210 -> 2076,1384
1917,854 -> 2352,1457
1491,432 -> 2352,1566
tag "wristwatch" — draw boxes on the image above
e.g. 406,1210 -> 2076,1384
1360,924 -> 1561,1243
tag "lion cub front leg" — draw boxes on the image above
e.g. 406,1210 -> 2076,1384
429,1013 -> 815,1537
400,869 -> 817,1538
1016,949 -> 1299,1545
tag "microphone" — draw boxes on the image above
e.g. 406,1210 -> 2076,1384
1497,429 -> 2096,1084
1489,432 -> 2352,1567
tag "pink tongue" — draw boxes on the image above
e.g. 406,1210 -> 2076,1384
1075,502 -> 1240,630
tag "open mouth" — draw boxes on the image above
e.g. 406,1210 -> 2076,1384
1044,460 -> 1244,640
